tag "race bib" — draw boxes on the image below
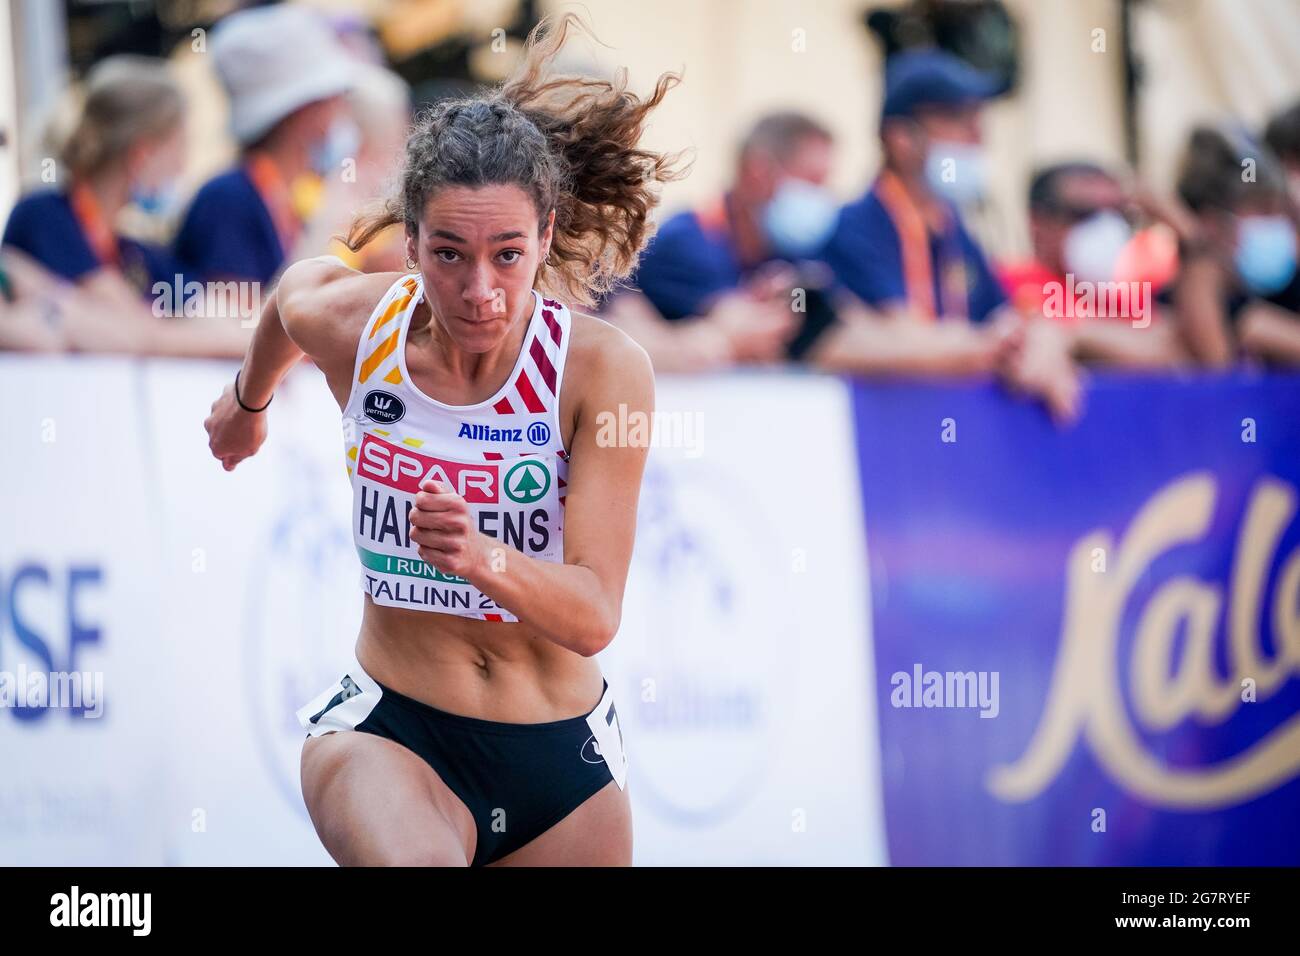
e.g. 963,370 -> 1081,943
351,431 -> 561,619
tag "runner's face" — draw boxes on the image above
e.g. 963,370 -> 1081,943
410,184 -> 554,353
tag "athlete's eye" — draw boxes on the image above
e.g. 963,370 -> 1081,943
497,249 -> 523,264
434,249 -> 461,263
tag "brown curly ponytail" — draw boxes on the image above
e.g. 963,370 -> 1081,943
345,12 -> 690,308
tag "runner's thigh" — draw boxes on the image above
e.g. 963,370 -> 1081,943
301,730 -> 476,866
487,779 -> 632,867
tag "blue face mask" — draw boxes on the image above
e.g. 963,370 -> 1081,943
310,119 -> 361,177
130,178 -> 181,218
1234,214 -> 1298,295
924,140 -> 988,206
762,178 -> 839,258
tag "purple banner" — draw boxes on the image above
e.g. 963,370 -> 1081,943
851,373 -> 1300,865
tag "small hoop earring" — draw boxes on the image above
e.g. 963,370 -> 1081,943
405,256 -> 417,270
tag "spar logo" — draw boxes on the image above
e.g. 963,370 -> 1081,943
358,433 -> 498,501
363,390 -> 405,424
504,459 -> 550,504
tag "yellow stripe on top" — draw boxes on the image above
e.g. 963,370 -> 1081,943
357,276 -> 420,383
359,328 -> 400,383
369,292 -> 409,340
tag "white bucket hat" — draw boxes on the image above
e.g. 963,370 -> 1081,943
211,5 -> 356,146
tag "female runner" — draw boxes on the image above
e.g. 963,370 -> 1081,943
204,14 -> 685,865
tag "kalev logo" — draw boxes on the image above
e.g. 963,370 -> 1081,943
504,459 -> 550,504
458,423 -> 522,442
363,390 -> 405,424
527,421 -> 551,446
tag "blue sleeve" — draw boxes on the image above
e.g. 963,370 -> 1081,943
2,192 -> 99,282
118,238 -> 187,301
821,197 -> 908,309
958,222 -> 1008,323
629,214 -> 734,320
174,173 -> 282,285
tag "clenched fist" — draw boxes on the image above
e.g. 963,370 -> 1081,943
204,382 -> 269,471
409,479 -> 488,580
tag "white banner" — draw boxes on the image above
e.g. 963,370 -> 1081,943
600,371 -> 886,865
0,358 -> 170,865
0,356 -> 885,865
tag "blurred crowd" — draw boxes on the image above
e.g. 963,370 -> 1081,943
0,4 -> 409,358
2,3 -> 1299,424
605,48 -> 1300,422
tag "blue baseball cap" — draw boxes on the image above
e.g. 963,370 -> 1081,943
882,48 -> 1001,119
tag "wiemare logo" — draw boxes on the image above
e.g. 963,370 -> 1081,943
50,886 -> 151,936
363,390 -> 405,424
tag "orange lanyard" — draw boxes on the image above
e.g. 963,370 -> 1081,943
694,191 -> 767,271
245,152 -> 301,255
69,182 -> 120,268
875,170 -> 969,321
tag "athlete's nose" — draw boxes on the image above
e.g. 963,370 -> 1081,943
462,263 -> 499,311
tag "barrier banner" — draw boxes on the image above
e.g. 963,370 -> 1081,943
851,374 -> 1300,865
0,358 -> 171,865
603,372 -> 886,865
1,358 -> 885,865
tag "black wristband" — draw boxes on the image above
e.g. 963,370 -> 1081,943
234,369 -> 273,413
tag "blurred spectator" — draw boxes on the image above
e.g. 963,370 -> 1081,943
1263,100 -> 1300,318
1171,125 -> 1300,367
994,162 -> 1189,369
1265,99 -> 1300,208
1003,163 -> 1138,320
814,48 -> 1086,420
329,62 -> 413,275
599,111 -> 835,371
1,55 -> 247,356
823,49 -> 1009,325
174,5 -> 357,287
3,55 -> 186,305
0,248 -> 163,353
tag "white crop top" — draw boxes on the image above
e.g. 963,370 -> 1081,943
342,273 -> 572,622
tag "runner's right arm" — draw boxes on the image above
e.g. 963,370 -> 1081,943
204,255 -> 369,470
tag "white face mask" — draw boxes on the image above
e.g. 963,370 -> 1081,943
924,140 -> 988,206
311,118 -> 361,177
761,178 -> 839,258
1062,210 -> 1132,283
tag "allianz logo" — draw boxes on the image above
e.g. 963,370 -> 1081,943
459,421 -> 551,446
988,472 -> 1300,809
459,423 -> 523,442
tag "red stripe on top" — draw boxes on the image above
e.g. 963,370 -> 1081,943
493,396 -> 515,415
484,452 -> 504,460
514,367 -> 546,413
529,337 -> 557,394
484,613 -> 504,622
542,309 -> 562,346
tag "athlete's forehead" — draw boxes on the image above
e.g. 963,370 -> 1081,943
418,184 -> 542,243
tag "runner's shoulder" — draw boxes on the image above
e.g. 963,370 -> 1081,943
278,257 -> 397,322
278,258 -> 402,357
566,305 -> 654,403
